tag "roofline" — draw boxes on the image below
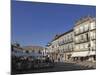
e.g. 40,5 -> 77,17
75,16 -> 96,26
52,29 -> 73,42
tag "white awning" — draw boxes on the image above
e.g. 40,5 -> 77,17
71,51 -> 89,57
71,51 -> 96,57
88,51 -> 96,56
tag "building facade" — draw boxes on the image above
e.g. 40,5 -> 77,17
47,29 -> 74,62
11,43 -> 44,58
46,16 -> 96,62
72,16 -> 96,62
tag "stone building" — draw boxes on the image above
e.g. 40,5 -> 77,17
47,29 -> 74,62
23,46 -> 44,54
11,43 -> 44,58
72,16 -> 96,62
46,16 -> 96,62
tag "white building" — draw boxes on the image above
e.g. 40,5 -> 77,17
46,16 -> 96,62
47,29 -> 74,62
72,16 -> 96,62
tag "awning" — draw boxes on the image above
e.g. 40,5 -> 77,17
88,51 -> 96,56
71,51 -> 89,57
71,51 -> 96,57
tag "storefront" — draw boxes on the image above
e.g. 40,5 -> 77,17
71,51 -> 96,62
88,51 -> 96,61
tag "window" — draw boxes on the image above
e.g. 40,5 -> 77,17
75,45 -> 80,51
90,31 -> 96,40
68,44 -> 70,50
84,43 -> 89,49
62,39 -> 65,44
70,43 -> 73,50
67,35 -> 70,42
83,33 -> 88,42
84,24 -> 89,31
66,45 -> 68,51
90,22 -> 96,30
93,31 -> 96,39
90,41 -> 95,51
80,35 -> 84,42
63,37 -> 66,44
62,46 -> 64,52
71,43 -> 74,50
75,36 -> 79,43
93,40 -> 96,50
75,27 -> 79,35
64,45 -> 67,51
90,41 -> 94,47
80,44 -> 84,50
80,26 -> 84,33
70,33 -> 73,41
83,34 -> 86,41
65,36 -> 68,43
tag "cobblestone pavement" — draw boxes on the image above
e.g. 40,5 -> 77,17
69,61 -> 96,68
12,61 -> 95,74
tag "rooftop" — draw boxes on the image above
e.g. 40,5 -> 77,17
75,16 -> 96,26
52,29 -> 73,42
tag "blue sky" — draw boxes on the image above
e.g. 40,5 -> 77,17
11,1 -> 96,47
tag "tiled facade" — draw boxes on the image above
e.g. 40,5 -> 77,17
46,16 -> 96,62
